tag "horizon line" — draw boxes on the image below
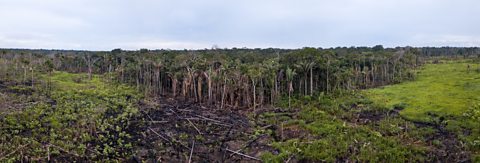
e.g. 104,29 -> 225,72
2,45 -> 480,52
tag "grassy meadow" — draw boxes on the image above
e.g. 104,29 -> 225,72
366,60 -> 480,122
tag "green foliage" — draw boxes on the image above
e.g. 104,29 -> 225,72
463,104 -> 480,152
7,85 -> 34,94
366,61 -> 480,158
464,103 -> 480,121
0,72 -> 141,161
366,61 -> 480,122
261,93 -> 428,162
263,123 -> 427,162
1,48 -> 478,161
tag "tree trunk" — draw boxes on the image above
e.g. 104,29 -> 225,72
252,78 -> 256,111
206,74 -> 212,105
31,67 -> 34,89
172,77 -> 177,97
288,81 -> 293,108
182,78 -> 187,97
88,66 -> 93,80
23,66 -> 27,82
274,73 -> 278,102
197,75 -> 202,102
326,64 -> 330,93
310,67 -> 313,96
304,74 -> 307,95
221,78 -> 226,109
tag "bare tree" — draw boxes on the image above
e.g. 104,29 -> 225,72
83,55 -> 100,80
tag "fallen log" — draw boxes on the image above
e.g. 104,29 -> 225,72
225,148 -> 261,161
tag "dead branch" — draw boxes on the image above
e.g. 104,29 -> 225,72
225,148 -> 261,161
148,127 -> 171,143
229,134 -> 264,157
149,120 -> 169,124
186,118 -> 202,135
188,140 -> 195,163
196,115 -> 222,123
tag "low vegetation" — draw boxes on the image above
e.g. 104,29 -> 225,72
0,72 -> 141,161
366,60 -> 480,160
259,92 -> 465,162
0,47 -> 479,162
367,60 -> 480,122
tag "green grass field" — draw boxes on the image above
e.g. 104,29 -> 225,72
366,61 -> 480,122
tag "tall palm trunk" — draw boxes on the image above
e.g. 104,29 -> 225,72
252,78 -> 256,111
197,75 -> 202,102
182,78 -> 187,97
310,67 -> 313,96
172,77 -> 177,97
221,77 -> 226,109
288,81 -> 293,108
205,72 -> 212,105
304,74 -> 307,95
326,66 -> 330,93
31,67 -> 34,89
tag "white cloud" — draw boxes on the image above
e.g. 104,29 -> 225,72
0,34 -> 82,49
411,34 -> 480,47
0,0 -> 478,49
114,39 -> 211,50
0,5 -> 90,31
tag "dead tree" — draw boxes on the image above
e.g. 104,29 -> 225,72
83,55 -> 100,80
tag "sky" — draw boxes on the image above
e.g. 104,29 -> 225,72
0,0 -> 479,50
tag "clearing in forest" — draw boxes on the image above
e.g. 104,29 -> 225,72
366,61 -> 480,122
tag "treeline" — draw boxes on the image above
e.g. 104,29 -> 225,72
420,47 -> 480,58
1,46 -> 478,109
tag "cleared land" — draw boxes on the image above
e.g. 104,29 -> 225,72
367,61 -> 480,122
1,60 -> 479,162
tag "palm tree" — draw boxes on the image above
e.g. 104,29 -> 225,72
286,67 -> 296,108
295,60 -> 314,96
44,59 -> 55,96
262,58 -> 280,105
324,51 -> 335,93
204,67 -> 214,105
247,64 -> 262,111
152,59 -> 163,96
219,61 -> 230,109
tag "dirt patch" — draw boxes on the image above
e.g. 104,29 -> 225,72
132,98 -> 274,162
413,121 -> 471,162
273,124 -> 308,141
348,107 -> 403,125
0,82 -> 40,115
346,103 -> 471,162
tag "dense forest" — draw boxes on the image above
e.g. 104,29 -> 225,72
1,46 -> 479,162
0,46 -> 458,107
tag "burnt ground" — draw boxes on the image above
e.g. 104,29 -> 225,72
0,81 -> 275,162
346,105 -> 472,162
0,81 -> 42,115
132,98 -> 275,162
0,80 -> 473,162
132,97 -> 473,162
415,121 -> 471,162
130,96 -> 473,162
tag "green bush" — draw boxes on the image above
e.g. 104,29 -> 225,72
0,73 -> 141,161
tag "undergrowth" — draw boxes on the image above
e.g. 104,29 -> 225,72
0,72 -> 142,161
260,93 -> 431,162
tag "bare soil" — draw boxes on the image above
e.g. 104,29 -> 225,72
132,98 -> 275,162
